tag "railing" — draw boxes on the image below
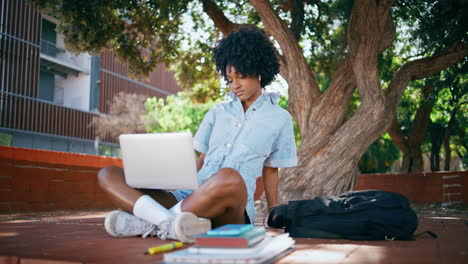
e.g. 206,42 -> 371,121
40,40 -> 90,73
0,91 -> 117,143
40,39 -> 65,57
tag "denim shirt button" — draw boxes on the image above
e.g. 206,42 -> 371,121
225,143 -> 232,148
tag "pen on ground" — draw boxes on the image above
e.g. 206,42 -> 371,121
144,241 -> 184,255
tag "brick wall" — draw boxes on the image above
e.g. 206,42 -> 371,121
0,146 -> 466,213
0,146 -> 121,213
355,171 -> 468,204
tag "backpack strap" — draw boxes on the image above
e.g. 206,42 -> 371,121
413,230 -> 438,238
267,204 -> 288,228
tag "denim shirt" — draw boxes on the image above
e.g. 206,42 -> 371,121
194,91 -> 298,223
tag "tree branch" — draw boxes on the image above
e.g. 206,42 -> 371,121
276,0 -> 293,12
200,0 -> 290,86
290,0 -> 305,41
306,56 -> 356,137
387,115 -> 408,153
249,0 -> 320,131
386,42 -> 468,109
277,52 -> 289,81
347,0 -> 396,106
406,85 -> 435,146
377,3 -> 395,53
200,0 -> 242,36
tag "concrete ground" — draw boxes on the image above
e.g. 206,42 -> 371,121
0,209 -> 467,264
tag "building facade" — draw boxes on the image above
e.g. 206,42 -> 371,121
0,0 -> 181,156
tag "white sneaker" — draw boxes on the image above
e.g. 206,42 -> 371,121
161,212 -> 211,243
104,210 -> 157,238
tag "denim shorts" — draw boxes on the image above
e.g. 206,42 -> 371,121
170,190 -> 250,224
170,189 -> 193,202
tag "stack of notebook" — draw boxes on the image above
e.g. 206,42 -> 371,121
163,224 -> 295,264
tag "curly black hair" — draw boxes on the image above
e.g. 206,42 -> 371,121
214,26 -> 280,88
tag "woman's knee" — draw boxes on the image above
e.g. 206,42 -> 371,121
212,168 -> 247,196
97,165 -> 124,189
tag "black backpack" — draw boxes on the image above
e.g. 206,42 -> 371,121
268,190 -> 421,240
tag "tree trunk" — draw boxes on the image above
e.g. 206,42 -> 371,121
443,128 -> 452,171
388,85 -> 435,172
280,99 -> 391,200
430,122 -> 445,171
401,148 -> 424,173
443,107 -> 458,171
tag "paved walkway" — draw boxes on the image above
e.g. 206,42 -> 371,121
0,210 -> 467,264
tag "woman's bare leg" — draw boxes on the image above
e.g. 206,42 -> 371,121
181,168 -> 248,227
98,166 -> 248,228
98,165 -> 211,242
97,165 -> 178,212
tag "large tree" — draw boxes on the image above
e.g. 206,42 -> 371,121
383,1 -> 467,173
388,82 -> 437,173
33,0 -> 468,202
388,61 -> 467,173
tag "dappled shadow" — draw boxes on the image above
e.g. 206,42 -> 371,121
0,211 -> 466,263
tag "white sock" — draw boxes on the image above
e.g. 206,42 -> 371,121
169,200 -> 183,215
132,195 -> 173,227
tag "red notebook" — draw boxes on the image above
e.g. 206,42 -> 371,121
195,226 -> 266,248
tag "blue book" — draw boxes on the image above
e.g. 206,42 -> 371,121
195,226 -> 266,248
206,224 -> 254,236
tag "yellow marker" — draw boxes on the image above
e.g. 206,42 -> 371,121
144,242 -> 184,255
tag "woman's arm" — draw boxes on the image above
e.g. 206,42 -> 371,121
196,153 -> 206,172
262,166 -> 279,208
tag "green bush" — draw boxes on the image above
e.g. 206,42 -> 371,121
0,133 -> 12,146
145,92 -> 218,135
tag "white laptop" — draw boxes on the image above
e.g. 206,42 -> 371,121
119,132 -> 199,190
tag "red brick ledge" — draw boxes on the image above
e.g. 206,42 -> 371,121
356,170 -> 468,204
0,146 -> 122,168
